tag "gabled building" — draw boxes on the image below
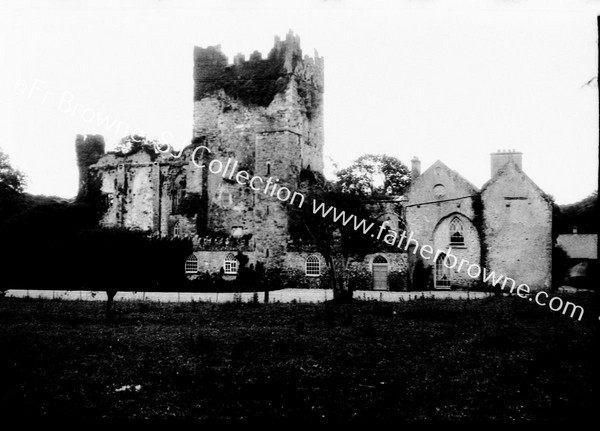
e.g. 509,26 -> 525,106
480,153 -> 553,290
405,150 -> 553,291
405,159 -> 482,290
74,33 -> 555,293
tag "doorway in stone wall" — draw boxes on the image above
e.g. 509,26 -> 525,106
372,255 -> 389,290
435,253 -> 451,289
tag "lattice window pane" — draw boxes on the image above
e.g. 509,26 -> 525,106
185,255 -> 198,273
306,255 -> 321,276
449,218 -> 465,245
224,253 -> 238,274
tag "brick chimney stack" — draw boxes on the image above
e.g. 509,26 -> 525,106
411,156 -> 421,180
490,149 -> 522,177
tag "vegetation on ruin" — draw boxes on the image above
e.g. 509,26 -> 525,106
113,135 -> 161,160
177,192 -> 203,217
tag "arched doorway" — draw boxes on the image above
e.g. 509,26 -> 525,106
372,255 -> 389,290
435,253 -> 451,289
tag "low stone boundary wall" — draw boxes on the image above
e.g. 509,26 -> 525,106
5,289 -> 493,303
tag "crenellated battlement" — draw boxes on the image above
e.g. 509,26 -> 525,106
193,30 -> 323,107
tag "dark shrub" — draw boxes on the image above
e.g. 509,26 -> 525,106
388,271 -> 408,291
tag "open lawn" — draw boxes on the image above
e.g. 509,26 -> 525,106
0,293 -> 597,421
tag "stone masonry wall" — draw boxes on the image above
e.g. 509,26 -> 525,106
481,161 -> 553,290
405,160 -> 481,288
190,250 -> 259,276
77,33 -> 333,287
192,31 -> 324,267
431,214 -> 481,288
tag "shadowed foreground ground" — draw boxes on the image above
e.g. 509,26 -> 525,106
0,293 -> 597,421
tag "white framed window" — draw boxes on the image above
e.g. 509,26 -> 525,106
173,222 -> 180,237
224,253 -> 238,274
185,254 -> 198,274
449,217 -> 465,246
305,255 -> 321,276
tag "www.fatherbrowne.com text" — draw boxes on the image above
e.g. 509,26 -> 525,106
165,144 -> 585,321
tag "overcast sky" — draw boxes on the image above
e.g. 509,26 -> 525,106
0,0 -> 598,205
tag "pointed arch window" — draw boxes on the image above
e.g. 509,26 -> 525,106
224,253 -> 238,274
435,253 -> 451,289
173,222 -> 180,237
185,254 -> 198,274
449,217 -> 465,246
305,255 -> 321,277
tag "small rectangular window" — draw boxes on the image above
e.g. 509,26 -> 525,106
224,253 -> 238,274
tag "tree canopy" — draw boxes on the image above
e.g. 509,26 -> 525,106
555,190 -> 598,234
335,154 -> 411,198
288,169 -> 393,301
0,148 -> 26,194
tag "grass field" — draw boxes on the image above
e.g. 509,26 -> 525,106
0,293 -> 597,421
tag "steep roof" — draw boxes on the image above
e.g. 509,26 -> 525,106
557,234 -> 598,259
480,159 -> 553,204
410,160 -> 479,196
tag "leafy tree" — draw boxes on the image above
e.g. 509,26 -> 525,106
0,148 -> 26,194
0,149 -> 25,295
288,169 -> 390,302
73,227 -> 193,317
0,186 -> 192,317
335,154 -> 411,197
0,149 -> 27,226
555,190 -> 598,234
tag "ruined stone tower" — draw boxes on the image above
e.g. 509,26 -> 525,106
75,134 -> 105,202
78,31 -> 325,274
191,30 -> 324,267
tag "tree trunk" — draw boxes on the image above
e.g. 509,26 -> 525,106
339,256 -> 353,302
105,289 -> 117,320
326,254 -> 353,303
